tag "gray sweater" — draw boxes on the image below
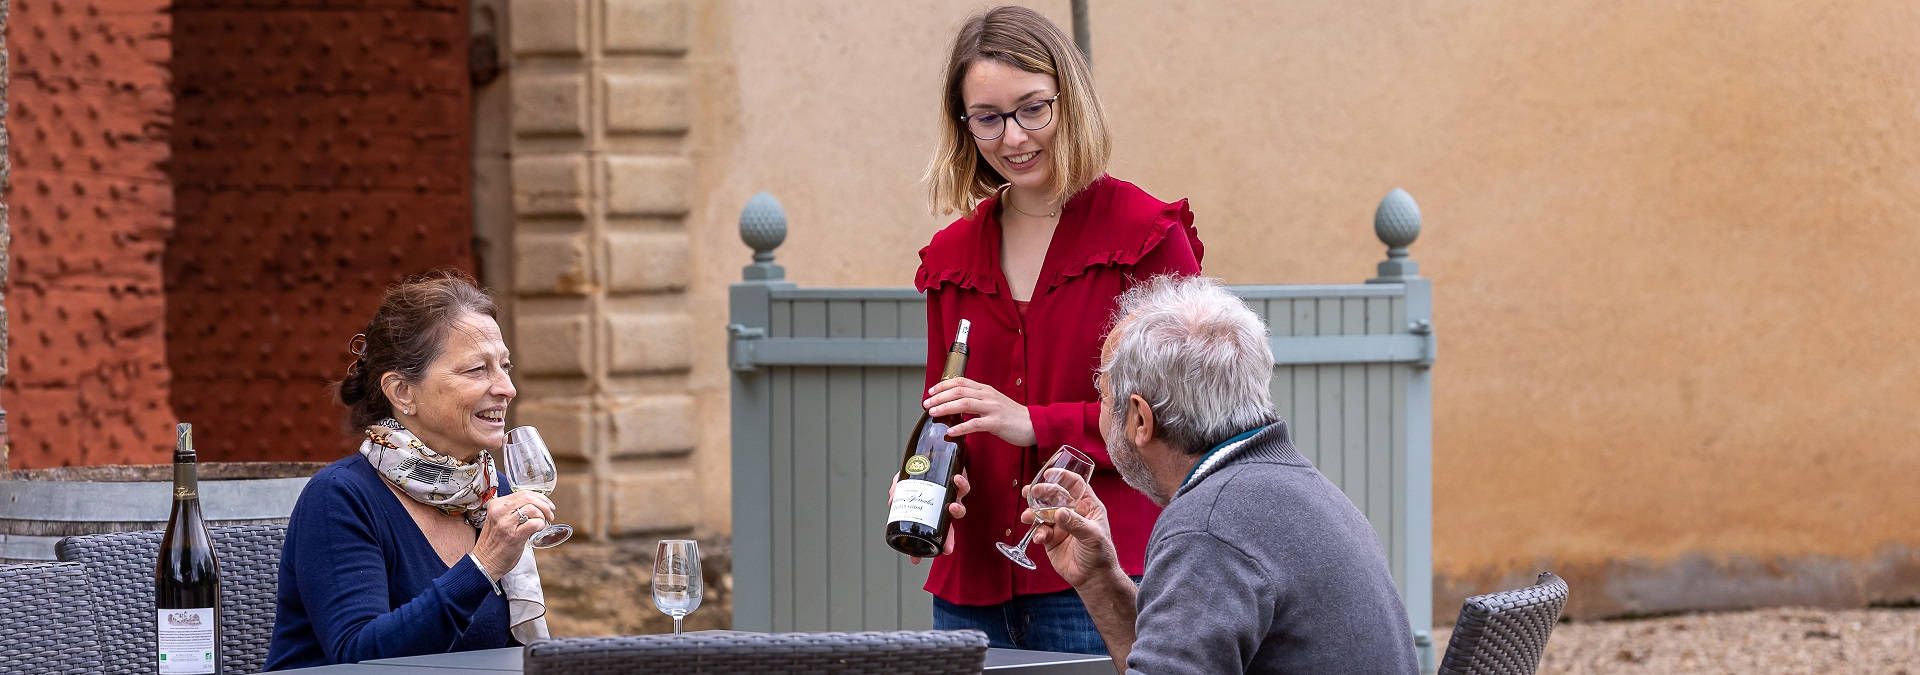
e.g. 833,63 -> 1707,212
1127,422 -> 1419,674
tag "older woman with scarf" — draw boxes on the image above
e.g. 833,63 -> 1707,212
265,273 -> 554,670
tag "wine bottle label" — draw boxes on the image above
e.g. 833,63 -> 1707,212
156,608 -> 217,674
887,479 -> 947,528
173,463 -> 199,500
904,455 -> 932,476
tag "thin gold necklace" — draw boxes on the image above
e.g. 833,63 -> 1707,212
1002,188 -> 1060,218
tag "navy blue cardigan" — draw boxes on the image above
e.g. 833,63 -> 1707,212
264,454 -> 515,670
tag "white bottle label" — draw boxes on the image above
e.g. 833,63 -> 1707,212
157,608 -> 216,674
888,479 -> 948,528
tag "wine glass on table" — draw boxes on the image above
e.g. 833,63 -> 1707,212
996,445 -> 1096,570
653,539 -> 704,635
501,426 -> 574,548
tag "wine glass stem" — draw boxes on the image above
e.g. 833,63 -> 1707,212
1010,523 -> 1040,551
673,615 -> 684,635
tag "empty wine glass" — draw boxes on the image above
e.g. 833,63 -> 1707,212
501,426 -> 574,548
652,539 -> 704,635
996,445 -> 1095,570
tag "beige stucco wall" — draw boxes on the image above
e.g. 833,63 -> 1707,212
681,1 -> 1920,616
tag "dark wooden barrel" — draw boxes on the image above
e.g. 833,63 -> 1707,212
0,462 -> 323,562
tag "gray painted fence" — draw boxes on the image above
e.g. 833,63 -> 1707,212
729,190 -> 1436,668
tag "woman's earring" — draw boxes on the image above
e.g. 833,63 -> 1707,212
405,407 -> 415,415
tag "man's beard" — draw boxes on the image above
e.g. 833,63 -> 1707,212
1104,409 -> 1170,506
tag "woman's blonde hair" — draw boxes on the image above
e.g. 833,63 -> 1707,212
926,6 -> 1110,215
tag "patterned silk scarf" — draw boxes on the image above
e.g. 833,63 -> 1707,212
359,420 -> 551,643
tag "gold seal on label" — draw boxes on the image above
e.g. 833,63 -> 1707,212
904,456 -> 932,476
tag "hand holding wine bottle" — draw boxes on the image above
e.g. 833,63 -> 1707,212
887,471 -> 973,564
885,319 -> 977,558
921,376 -> 1037,447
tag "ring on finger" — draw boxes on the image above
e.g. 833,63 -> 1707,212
515,506 -> 530,525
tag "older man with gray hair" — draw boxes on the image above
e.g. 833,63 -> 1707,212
1023,274 -> 1418,673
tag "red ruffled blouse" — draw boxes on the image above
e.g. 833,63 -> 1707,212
914,175 -> 1204,605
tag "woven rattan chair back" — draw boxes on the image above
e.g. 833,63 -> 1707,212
1437,571 -> 1569,675
56,523 -> 288,675
0,561 -> 107,672
524,629 -> 990,674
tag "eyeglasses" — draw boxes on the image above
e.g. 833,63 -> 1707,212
959,95 -> 1059,141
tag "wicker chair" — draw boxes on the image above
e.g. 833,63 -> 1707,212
524,630 -> 991,675
1437,572 -> 1570,675
55,523 -> 288,675
0,561 -> 107,672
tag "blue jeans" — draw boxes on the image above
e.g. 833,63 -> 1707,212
933,584 -> 1134,655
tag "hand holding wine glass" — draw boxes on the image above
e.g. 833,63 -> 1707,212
996,445 -> 1095,570
472,489 -> 554,577
501,426 -> 574,548
1025,464 -> 1120,589
652,539 -> 703,635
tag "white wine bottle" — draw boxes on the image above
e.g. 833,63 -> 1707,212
156,423 -> 222,674
885,319 -> 972,557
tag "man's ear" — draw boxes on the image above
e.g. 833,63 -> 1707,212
381,371 -> 414,417
1126,394 -> 1155,448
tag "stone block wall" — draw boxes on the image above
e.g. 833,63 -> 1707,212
493,0 -> 711,635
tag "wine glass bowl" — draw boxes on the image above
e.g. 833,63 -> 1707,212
996,445 -> 1096,570
1024,480 -> 1075,523
652,539 -> 704,635
502,426 -> 573,548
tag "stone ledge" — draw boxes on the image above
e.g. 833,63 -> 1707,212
605,468 -> 699,536
511,155 -> 590,217
604,230 -> 690,293
513,230 -> 594,295
604,0 -> 690,55
514,311 -> 592,376
1435,544 -> 1920,624
510,0 -> 588,57
604,312 -> 693,374
605,394 -> 696,458
548,473 -> 597,540
512,73 -> 590,137
511,398 -> 593,461
604,156 -> 691,216
604,73 -> 689,134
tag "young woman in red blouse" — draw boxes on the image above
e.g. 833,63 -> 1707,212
912,6 -> 1203,654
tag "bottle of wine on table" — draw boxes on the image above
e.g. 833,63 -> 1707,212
885,318 -> 972,558
156,422 -> 222,674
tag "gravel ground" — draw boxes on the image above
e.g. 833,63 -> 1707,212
1432,607 -> 1920,674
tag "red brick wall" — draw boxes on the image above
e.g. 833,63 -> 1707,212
3,0 -> 176,468
165,0 -> 473,463
3,0 -> 473,468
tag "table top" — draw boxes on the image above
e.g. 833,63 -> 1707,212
280,635 -> 1113,674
